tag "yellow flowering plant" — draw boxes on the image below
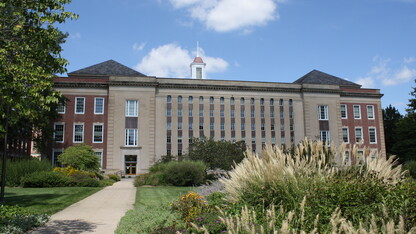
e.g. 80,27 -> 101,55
170,192 -> 208,223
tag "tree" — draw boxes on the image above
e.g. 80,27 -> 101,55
0,0 -> 77,154
382,105 -> 402,156
58,144 -> 100,172
186,137 -> 246,170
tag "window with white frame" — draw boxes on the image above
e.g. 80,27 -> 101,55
353,105 -> 361,119
342,127 -> 349,143
320,130 -> 330,143
344,150 -> 350,164
73,123 -> 84,143
189,122 -> 193,130
341,104 -> 347,119
178,122 -> 182,130
125,100 -> 138,117
370,149 -> 378,161
93,124 -> 104,143
210,122 -> 214,130
54,123 -> 64,143
125,129 -> 138,146
318,105 -> 328,120
167,122 -> 171,130
178,109 -> 182,117
57,103 -> 66,114
94,97 -> 104,114
94,151 -> 103,168
52,149 -> 63,167
241,123 -> 245,131
75,97 -> 85,114
367,105 -> 375,119
210,96 -> 214,104
178,96 -> 182,103
166,109 -> 171,116
189,109 -> 194,117
369,127 -> 377,143
355,127 -> 363,143
220,123 -> 225,131
167,95 -> 172,103
188,96 -> 193,103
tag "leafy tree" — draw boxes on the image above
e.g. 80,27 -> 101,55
58,144 -> 100,172
382,105 -> 402,156
186,137 -> 246,170
0,0 -> 77,155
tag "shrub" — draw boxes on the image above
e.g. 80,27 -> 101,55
164,161 -> 207,186
58,144 -> 100,172
76,177 -> 100,187
170,192 -> 208,223
99,179 -> 115,187
134,173 -> 165,186
108,174 -> 120,181
403,160 -> 416,179
53,166 -> 79,176
0,205 -> 49,234
0,159 -> 52,187
21,171 -> 72,187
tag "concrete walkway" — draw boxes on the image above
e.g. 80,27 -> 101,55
30,178 -> 136,234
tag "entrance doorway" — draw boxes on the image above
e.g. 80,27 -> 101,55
125,155 -> 137,175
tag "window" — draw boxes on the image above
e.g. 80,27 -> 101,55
199,110 -> 204,117
94,151 -> 103,168
270,111 -> 274,118
280,111 -> 284,118
353,105 -> 361,119
369,127 -> 377,143
126,100 -> 138,117
270,99 -> 274,106
166,109 -> 171,116
260,98 -> 264,105
178,137 -> 182,144
125,129 -> 138,146
209,110 -> 214,117
290,124 -> 294,131
260,111 -> 265,118
167,122 -> 171,130
210,96 -> 214,104
75,97 -> 85,114
241,111 -> 245,118
54,123 -> 64,143
196,67 -> 202,79
189,109 -> 193,117
230,97 -> 235,105
231,123 -> 235,131
178,109 -> 182,117
220,110 -> 224,117
189,122 -> 193,130
210,122 -> 214,130
178,122 -> 183,130
355,127 -> 363,143
251,110 -> 255,118
167,135 -> 171,143
251,123 -> 255,131
279,99 -> 284,106
241,123 -> 246,131
367,105 -> 374,119
73,123 -> 84,143
280,123 -> 285,131
57,103 -> 65,114
93,124 -> 104,143
188,96 -> 193,103
199,123 -> 203,130
52,149 -> 63,167
94,98 -> 104,114
261,123 -> 265,131
344,151 -> 350,164
320,131 -> 330,143
199,96 -> 204,103
220,97 -> 224,104
178,96 -> 182,103
289,111 -> 294,119
318,105 -> 328,120
341,104 -> 347,119
271,124 -> 275,131
240,98 -> 245,105
342,127 -> 349,143
220,123 -> 225,131
231,110 -> 235,118
250,98 -> 255,105
167,95 -> 172,103
289,99 -> 293,106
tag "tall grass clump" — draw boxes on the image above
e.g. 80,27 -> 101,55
0,159 -> 53,186
217,139 -> 415,232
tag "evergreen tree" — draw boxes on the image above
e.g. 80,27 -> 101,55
382,105 -> 402,156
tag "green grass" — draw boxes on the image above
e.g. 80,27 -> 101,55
116,186 -> 192,234
4,187 -> 102,214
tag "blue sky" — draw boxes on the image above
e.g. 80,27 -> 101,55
59,0 -> 416,114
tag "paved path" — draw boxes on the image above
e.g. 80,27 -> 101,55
30,178 -> 136,234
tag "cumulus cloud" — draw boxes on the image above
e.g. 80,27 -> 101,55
135,43 -> 228,78
356,77 -> 375,88
132,42 -> 146,51
168,0 -> 280,32
382,66 -> 416,86
404,57 -> 416,64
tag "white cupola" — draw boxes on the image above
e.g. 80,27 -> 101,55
190,42 -> 206,79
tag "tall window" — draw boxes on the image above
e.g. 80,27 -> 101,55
230,97 -> 235,105
220,110 -> 224,117
125,129 -> 138,146
178,122 -> 183,130
94,151 -> 103,168
196,67 -> 202,79
353,105 -> 361,119
178,109 -> 183,117
188,96 -> 193,103
342,127 -> 349,143
250,98 -> 255,105
318,105 -> 328,120
166,109 -> 171,116
367,105 -> 374,119
210,122 -> 214,130
189,122 -> 193,130
126,100 -> 138,117
341,104 -> 347,119
270,98 -> 274,106
231,110 -> 235,118
199,96 -> 204,103
167,95 -> 172,103
260,98 -> 264,105
210,96 -> 214,104
178,96 -> 182,103
320,131 -> 330,143
209,110 -> 214,117
57,103 -> 66,114
369,127 -> 377,143
240,97 -> 245,104
220,97 -> 224,104
241,123 -> 245,131
93,124 -> 104,143
54,123 -> 64,143
189,109 -> 193,117
75,97 -> 85,114
73,123 -> 84,143
355,127 -> 363,143
279,99 -> 284,106
289,99 -> 293,106
94,98 -> 104,114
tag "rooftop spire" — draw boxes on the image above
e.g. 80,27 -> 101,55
196,41 -> 199,57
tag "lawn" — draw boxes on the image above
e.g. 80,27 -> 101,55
4,187 -> 102,214
116,186 -> 192,234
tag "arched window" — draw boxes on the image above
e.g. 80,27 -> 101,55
167,95 -> 171,103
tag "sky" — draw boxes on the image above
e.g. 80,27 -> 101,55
58,0 -> 416,114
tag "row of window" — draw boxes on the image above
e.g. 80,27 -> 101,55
167,95 -> 293,106
166,122 -> 288,131
167,109 -> 291,118
318,104 -> 375,120
54,123 -> 104,143
57,97 -> 105,115
319,127 -> 377,144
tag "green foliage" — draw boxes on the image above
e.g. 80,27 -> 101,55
21,171 -> 72,187
0,205 -> 49,234
98,179 -> 115,187
187,137 -> 246,170
58,144 -> 100,172
170,192 -> 208,223
0,0 -> 77,155
392,116 -> 416,163
134,173 -> 164,186
383,105 -> 403,156
403,160 -> 416,179
0,159 -> 52,186
108,174 -> 120,181
164,161 -> 207,186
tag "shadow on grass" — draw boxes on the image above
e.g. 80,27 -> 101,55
29,219 -> 97,234
4,193 -> 65,207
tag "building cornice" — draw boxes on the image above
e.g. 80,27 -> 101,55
54,82 -> 108,88
340,92 -> 384,98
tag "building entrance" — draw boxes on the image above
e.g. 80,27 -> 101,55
125,155 -> 137,175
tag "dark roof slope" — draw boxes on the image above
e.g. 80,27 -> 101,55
294,70 -> 360,87
68,60 -> 146,76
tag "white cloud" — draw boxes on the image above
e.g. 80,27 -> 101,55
356,77 -> 375,88
382,66 -> 416,86
132,42 -> 146,51
135,43 -> 228,77
404,57 -> 416,64
168,0 -> 280,32
70,32 -> 81,39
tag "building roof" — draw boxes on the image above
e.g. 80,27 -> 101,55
293,70 -> 360,87
192,57 -> 204,63
68,60 -> 146,77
